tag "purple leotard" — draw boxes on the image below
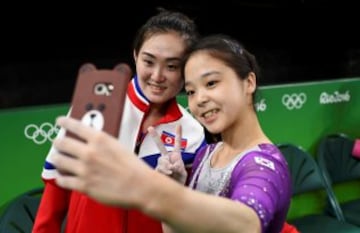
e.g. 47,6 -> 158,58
189,143 -> 291,233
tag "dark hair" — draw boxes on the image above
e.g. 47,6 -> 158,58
184,34 -> 260,84
133,9 -> 199,56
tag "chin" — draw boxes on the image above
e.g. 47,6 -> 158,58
148,95 -> 171,104
205,126 -> 222,135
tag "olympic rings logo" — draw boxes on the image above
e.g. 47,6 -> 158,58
24,122 -> 60,145
282,93 -> 307,110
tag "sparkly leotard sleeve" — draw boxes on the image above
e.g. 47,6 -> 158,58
189,143 -> 291,233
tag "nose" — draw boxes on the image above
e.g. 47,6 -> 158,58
195,88 -> 209,107
151,66 -> 166,82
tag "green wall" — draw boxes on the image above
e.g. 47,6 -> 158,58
1,78 -> 359,216
0,104 -> 68,210
256,78 -> 359,154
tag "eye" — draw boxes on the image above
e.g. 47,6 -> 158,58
185,89 -> 195,96
85,103 -> 93,111
143,59 -> 153,66
206,80 -> 218,88
167,64 -> 179,71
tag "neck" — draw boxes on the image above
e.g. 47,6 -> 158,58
141,102 -> 168,133
221,110 -> 270,155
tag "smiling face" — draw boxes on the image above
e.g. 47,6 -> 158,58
134,32 -> 186,105
184,51 -> 255,135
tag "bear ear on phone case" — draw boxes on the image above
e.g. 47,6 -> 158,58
67,63 -> 132,139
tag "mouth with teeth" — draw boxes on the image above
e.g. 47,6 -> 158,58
148,82 -> 166,93
200,109 -> 219,123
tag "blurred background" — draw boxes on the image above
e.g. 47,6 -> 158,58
1,1 -> 359,109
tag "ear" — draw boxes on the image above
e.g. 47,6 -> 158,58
246,72 -> 257,94
114,63 -> 132,77
78,63 -> 96,74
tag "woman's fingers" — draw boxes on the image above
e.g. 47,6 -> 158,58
148,126 -> 168,156
156,154 -> 173,175
174,125 -> 182,153
56,116 -> 93,142
52,148 -> 85,178
53,133 -> 87,160
149,125 -> 185,182
56,172 -> 84,191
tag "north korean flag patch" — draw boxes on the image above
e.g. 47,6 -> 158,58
160,131 -> 187,150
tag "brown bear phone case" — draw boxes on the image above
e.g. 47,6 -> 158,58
66,63 -> 132,139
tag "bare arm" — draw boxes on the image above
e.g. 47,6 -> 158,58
139,170 -> 261,233
52,116 -> 261,233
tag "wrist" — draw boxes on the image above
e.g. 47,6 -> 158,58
140,171 -> 186,221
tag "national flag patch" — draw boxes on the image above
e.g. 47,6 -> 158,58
160,131 -> 187,150
254,156 -> 275,170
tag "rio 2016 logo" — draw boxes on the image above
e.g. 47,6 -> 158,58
24,122 -> 59,145
255,99 -> 267,112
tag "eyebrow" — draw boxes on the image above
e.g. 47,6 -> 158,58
141,51 -> 182,62
184,70 -> 220,87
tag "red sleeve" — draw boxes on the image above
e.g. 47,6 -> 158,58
281,222 -> 300,233
32,181 -> 70,233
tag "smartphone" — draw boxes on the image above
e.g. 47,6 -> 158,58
66,63 -> 132,141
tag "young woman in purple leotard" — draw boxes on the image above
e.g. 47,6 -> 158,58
154,34 -> 292,233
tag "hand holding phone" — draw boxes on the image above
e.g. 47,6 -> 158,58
67,63 -> 132,139
58,63 -> 132,175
